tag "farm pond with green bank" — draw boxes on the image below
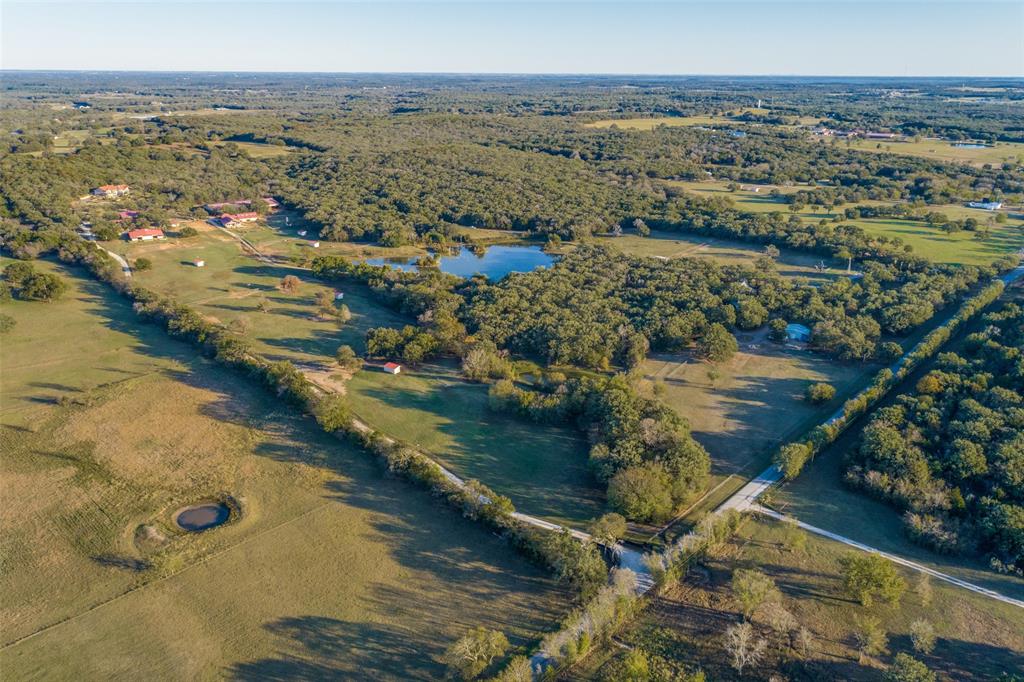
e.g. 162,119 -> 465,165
365,245 -> 556,279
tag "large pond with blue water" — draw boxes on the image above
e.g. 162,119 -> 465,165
365,245 -> 556,280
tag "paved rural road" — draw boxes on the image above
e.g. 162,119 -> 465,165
709,264 -> 1024,607
755,506 -> 1024,609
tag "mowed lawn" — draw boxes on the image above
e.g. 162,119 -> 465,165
642,342 -> 873,505
0,262 -> 572,679
569,516 -> 1024,682
346,363 -> 605,528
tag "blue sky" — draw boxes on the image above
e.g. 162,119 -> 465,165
2,1 -> 1022,76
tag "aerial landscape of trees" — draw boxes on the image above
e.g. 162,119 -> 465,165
846,301 -> 1024,574
1,71 -> 1022,682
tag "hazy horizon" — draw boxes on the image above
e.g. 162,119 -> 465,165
3,1 -> 1022,77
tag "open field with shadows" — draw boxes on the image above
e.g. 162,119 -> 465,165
0,262 -> 572,679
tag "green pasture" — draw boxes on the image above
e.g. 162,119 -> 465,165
111,228 -> 408,364
828,136 -> 1024,167
597,230 -> 841,282
0,262 -> 571,679
641,341 -> 874,523
346,362 -> 604,528
664,180 -> 1024,265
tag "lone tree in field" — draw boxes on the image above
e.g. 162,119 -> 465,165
335,344 -> 362,371
840,553 -> 906,607
724,621 -> 767,675
442,627 -> 510,680
805,382 -> 836,404
909,619 -> 936,655
699,323 -> 738,363
278,274 -> 301,293
731,568 -> 780,619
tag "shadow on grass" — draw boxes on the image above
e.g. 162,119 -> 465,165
69,264 -> 572,678
348,366 -> 605,526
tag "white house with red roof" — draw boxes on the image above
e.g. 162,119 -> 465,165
383,362 -> 402,375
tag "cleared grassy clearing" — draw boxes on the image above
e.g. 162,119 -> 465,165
845,216 -> 1024,266
569,516 -> 1024,681
346,362 -> 604,527
583,109 -> 770,130
51,129 -> 92,154
664,180 -> 1024,265
215,140 -> 298,158
597,230 -> 840,282
110,228 -> 407,363
641,343 -> 874,515
0,257 -> 194,428
0,263 -> 572,678
824,136 -> 1024,167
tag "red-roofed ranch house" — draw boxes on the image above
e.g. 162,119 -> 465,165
127,228 -> 165,242
220,212 -> 260,228
383,362 -> 402,375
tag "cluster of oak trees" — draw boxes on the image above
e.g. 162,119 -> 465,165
461,246 -> 993,368
846,302 -> 1024,573
488,373 -> 710,522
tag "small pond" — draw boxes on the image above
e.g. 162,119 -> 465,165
365,245 -> 556,280
952,143 -> 990,149
175,502 -> 231,532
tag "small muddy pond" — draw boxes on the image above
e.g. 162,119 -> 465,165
175,502 -> 231,532
365,245 -> 556,280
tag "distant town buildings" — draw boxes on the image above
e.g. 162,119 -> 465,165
127,228 -> 164,242
93,184 -> 130,197
118,210 -> 140,221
